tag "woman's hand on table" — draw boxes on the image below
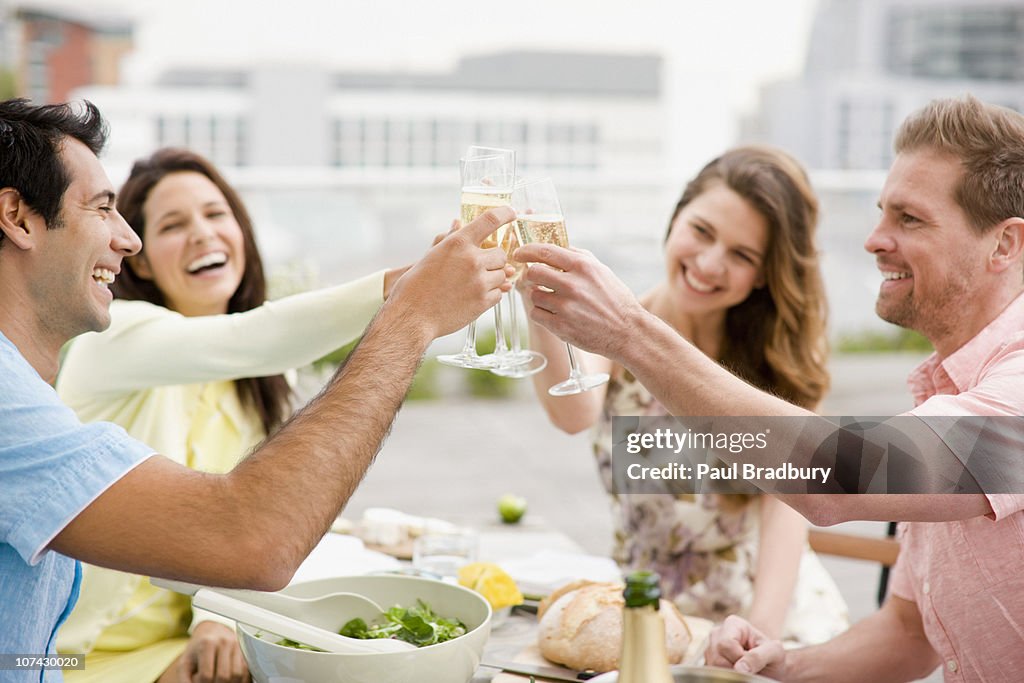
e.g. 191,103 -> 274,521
706,615 -> 786,680
160,620 -> 251,683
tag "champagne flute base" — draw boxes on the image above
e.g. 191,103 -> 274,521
437,352 -> 498,370
491,351 -> 548,378
548,372 -> 610,396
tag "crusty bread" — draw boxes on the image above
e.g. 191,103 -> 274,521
537,581 -> 690,673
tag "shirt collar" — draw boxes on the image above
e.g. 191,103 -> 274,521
908,291 -> 1024,401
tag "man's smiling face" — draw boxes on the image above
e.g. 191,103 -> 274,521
864,148 -> 990,344
29,137 -> 140,339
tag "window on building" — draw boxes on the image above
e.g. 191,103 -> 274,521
334,118 -> 364,167
386,120 -> 411,167
363,119 -> 386,167
834,98 -> 892,170
501,121 -> 528,148
886,5 -> 1024,80
236,117 -> 247,166
836,99 -> 851,169
546,123 -> 574,169
434,120 -> 472,168
410,120 -> 433,167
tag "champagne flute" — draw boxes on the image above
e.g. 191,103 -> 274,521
437,152 -> 515,369
464,146 -> 522,370
512,178 -> 609,396
490,225 -> 548,378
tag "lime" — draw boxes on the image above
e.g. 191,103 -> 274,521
497,493 -> 527,524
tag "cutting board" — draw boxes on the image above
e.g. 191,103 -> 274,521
490,615 -> 713,682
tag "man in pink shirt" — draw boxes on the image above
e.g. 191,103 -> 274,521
516,95 -> 1024,681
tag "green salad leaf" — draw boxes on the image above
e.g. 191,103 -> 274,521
341,599 -> 466,647
276,599 -> 466,650
275,638 -> 322,651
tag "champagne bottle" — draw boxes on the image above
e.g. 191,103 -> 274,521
617,571 -> 674,683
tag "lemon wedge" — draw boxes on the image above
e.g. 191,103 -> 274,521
458,562 -> 524,610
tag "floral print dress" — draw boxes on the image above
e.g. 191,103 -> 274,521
593,370 -> 849,645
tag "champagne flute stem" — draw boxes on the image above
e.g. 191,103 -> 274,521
462,321 -> 479,356
493,298 -> 509,355
508,290 -> 522,354
565,342 -> 583,380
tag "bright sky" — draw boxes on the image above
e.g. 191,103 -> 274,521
74,0 -> 819,173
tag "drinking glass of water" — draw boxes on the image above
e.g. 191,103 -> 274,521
412,529 -> 479,580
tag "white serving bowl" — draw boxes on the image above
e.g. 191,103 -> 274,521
238,574 -> 491,683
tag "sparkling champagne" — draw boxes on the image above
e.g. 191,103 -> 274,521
461,187 -> 511,249
501,226 -> 526,282
516,214 -> 568,248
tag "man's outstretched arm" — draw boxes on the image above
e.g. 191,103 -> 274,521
516,243 -> 995,524
51,208 -> 516,589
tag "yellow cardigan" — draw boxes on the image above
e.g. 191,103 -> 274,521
54,270 -> 385,658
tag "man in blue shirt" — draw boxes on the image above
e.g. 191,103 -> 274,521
0,98 -> 515,681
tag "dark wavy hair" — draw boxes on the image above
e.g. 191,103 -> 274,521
667,145 -> 829,409
0,98 -> 107,243
113,148 -> 291,434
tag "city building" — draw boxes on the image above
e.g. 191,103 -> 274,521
745,0 -> 1024,171
74,51 -> 674,296
739,0 -> 1024,339
0,4 -> 133,102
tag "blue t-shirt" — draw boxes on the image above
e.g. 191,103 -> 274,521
0,331 -> 153,682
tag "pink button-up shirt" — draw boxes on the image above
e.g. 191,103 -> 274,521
890,292 -> 1024,682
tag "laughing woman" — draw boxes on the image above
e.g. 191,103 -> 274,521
526,146 -> 848,644
55,148 -> 409,683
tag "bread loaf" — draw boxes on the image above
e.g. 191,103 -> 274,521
537,580 -> 690,673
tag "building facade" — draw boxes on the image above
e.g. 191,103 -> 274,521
74,51 -> 674,296
738,0 -> 1024,340
0,5 -> 132,102
745,0 -> 1024,171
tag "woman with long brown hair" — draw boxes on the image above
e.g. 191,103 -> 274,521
55,148 -> 408,683
527,145 -> 847,643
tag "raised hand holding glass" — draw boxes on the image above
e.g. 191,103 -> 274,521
437,151 -> 515,369
512,178 -> 609,395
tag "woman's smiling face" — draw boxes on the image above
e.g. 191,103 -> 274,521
664,181 -> 769,314
131,171 -> 246,317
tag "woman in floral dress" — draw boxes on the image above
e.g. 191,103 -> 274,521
527,146 -> 847,643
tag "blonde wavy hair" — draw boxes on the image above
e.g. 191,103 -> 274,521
667,145 -> 829,408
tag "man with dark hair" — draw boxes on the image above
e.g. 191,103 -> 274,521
0,98 -> 514,678
0,99 -> 107,232
517,95 -> 1024,680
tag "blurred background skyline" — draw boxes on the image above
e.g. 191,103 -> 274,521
19,0 -> 819,174
3,0 -> 1024,342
